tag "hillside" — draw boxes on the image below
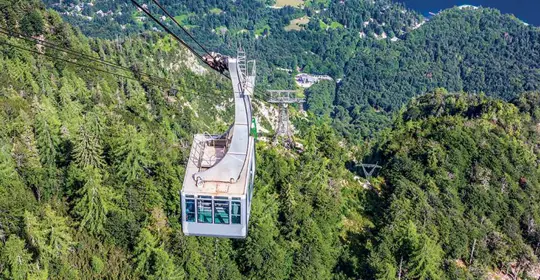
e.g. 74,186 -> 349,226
335,7 -> 540,139
42,0 -> 422,80
0,2 -> 353,279
1,1 -> 540,280
44,2 -> 540,143
348,90 -> 540,278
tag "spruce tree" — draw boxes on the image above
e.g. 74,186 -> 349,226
72,125 -> 105,170
113,125 -> 153,183
24,206 -> 73,262
73,167 -> 115,235
34,97 -> 60,168
150,247 -> 184,280
0,235 -> 33,280
407,234 -> 444,280
133,228 -> 157,277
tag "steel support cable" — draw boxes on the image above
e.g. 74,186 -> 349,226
130,0 -> 204,60
150,0 -> 213,57
0,27 -> 168,84
0,40 -> 168,88
130,0 -> 231,80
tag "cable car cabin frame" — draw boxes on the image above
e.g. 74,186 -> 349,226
181,52 -> 256,238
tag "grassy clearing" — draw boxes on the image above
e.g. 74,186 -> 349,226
319,20 -> 328,30
319,20 -> 344,30
330,21 -> 344,29
215,26 -> 228,35
304,0 -> 331,7
174,14 -> 198,29
275,0 -> 304,8
255,24 -> 271,36
285,16 -> 310,31
209,8 -> 222,14
174,14 -> 190,24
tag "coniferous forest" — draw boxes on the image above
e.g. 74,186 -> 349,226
0,0 -> 539,279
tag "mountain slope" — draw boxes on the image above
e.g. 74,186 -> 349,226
335,7 -> 540,139
43,0 -> 422,80
2,1 -> 540,280
357,90 -> 540,278
44,2 -> 540,143
0,2 -> 353,279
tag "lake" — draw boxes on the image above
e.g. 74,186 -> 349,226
396,0 -> 539,26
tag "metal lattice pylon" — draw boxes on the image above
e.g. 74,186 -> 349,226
237,49 -> 247,79
267,90 -> 305,147
358,163 -> 382,182
276,103 -> 291,139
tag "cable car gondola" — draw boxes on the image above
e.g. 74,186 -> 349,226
203,52 -> 229,74
181,50 -> 257,238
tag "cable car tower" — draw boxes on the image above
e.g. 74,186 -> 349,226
267,90 -> 305,147
357,163 -> 382,185
181,50 -> 257,238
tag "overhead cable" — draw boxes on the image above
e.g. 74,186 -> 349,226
130,0 -> 231,80
0,27 -> 168,84
0,40 -> 168,88
150,0 -> 213,57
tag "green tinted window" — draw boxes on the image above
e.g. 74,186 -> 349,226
214,201 -> 229,224
231,201 -> 241,224
197,199 -> 212,223
185,199 -> 196,222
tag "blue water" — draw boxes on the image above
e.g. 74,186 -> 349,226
397,0 -> 539,26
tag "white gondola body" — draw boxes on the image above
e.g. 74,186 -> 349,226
181,54 -> 256,238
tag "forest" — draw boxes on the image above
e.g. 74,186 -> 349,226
44,0 -> 540,141
335,8 -> 540,140
42,0 -> 422,81
0,0 -> 539,279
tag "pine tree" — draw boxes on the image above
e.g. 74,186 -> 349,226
132,228 -> 184,279
0,235 -> 33,280
73,167 -> 115,235
114,125 -> 153,183
175,235 -> 209,280
21,10 -> 44,36
72,125 -> 105,170
238,193 -> 289,279
33,97 -> 62,199
0,145 -> 17,185
57,78 -> 84,138
33,97 -> 60,168
407,234 -> 444,280
150,247 -> 183,280
133,228 -> 157,277
376,262 -> 398,280
24,206 -> 73,261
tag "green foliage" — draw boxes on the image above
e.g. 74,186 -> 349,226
335,8 -> 540,138
43,0 -> 421,82
407,233 -> 444,279
73,167 -> 116,235
72,125 -> 106,170
1,2 -> 540,280
237,190 -> 290,279
34,97 -> 61,167
0,235 -> 33,280
133,228 -> 184,279
133,228 -> 158,276
91,255 -> 105,274
113,125 -> 154,183
24,205 -> 73,261
305,80 -> 335,117
21,10 -> 45,36
363,92 -> 540,279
